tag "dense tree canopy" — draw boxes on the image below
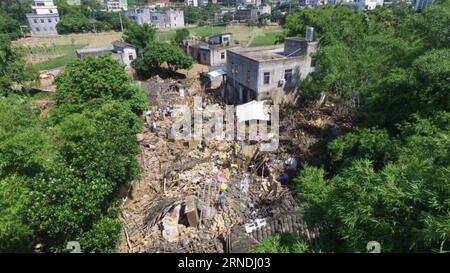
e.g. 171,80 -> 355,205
53,56 -> 146,112
123,23 -> 156,52
132,42 -> 193,78
0,55 -> 146,252
288,2 -> 450,253
0,34 -> 37,94
55,0 -> 128,34
182,5 -> 222,25
172,28 -> 190,45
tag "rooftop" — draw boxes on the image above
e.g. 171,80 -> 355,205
228,44 -> 304,62
76,46 -> 113,55
209,32 -> 232,38
112,40 -> 136,48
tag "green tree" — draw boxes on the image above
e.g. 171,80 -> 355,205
132,42 -> 192,78
123,23 -> 156,52
0,0 -> 32,24
0,35 -> 37,94
53,55 -> 146,112
0,14 -> 22,40
288,2 -> 450,253
172,28 -> 190,45
57,12 -> 91,34
0,175 -> 34,253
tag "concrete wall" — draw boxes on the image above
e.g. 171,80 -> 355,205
150,10 -> 184,29
32,0 -> 58,15
127,8 -> 152,25
227,51 -> 260,92
210,33 -> 231,45
168,10 -> 184,28
226,41 -> 318,104
27,13 -> 59,35
284,38 -> 308,57
120,47 -> 137,67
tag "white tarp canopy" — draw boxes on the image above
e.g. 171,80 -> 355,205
236,100 -> 270,123
208,69 -> 226,78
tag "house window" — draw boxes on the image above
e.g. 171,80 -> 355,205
43,27 -> 47,31
263,72 -> 270,85
284,69 -> 293,83
33,19 -> 38,23
41,19 -> 45,23
311,58 -> 317,67
35,27 -> 40,32
221,52 -> 225,59
128,54 -> 134,61
49,9 -> 53,13
48,19 -> 52,23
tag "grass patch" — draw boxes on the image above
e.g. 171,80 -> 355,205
188,25 -> 226,38
28,44 -> 87,70
156,25 -> 227,42
250,31 -> 283,47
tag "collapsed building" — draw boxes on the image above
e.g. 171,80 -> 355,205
118,75 -> 339,253
224,28 -> 318,105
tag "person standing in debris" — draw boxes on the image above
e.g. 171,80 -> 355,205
218,190 -> 225,211
233,141 -> 239,157
145,110 -> 152,129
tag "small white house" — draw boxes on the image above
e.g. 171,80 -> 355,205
76,41 -> 137,69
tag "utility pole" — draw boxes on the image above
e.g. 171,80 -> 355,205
119,12 -> 124,33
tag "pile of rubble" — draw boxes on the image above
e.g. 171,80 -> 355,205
120,76 -> 351,253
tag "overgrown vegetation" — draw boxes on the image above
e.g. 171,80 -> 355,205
55,0 -> 128,34
285,2 -> 450,252
124,24 -> 193,79
254,234 -> 311,253
0,35 -> 37,93
0,0 -> 32,39
0,35 -> 146,252
182,4 -> 222,25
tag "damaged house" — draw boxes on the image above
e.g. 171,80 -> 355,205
225,27 -> 318,105
181,33 -> 240,67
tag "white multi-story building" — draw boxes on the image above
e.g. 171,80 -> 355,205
332,0 -> 383,10
199,0 -> 210,6
107,0 -> 128,12
240,0 -> 262,6
26,0 -> 60,35
128,8 -> 185,29
150,9 -> 185,29
185,0 -> 199,7
355,0 -> 384,10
